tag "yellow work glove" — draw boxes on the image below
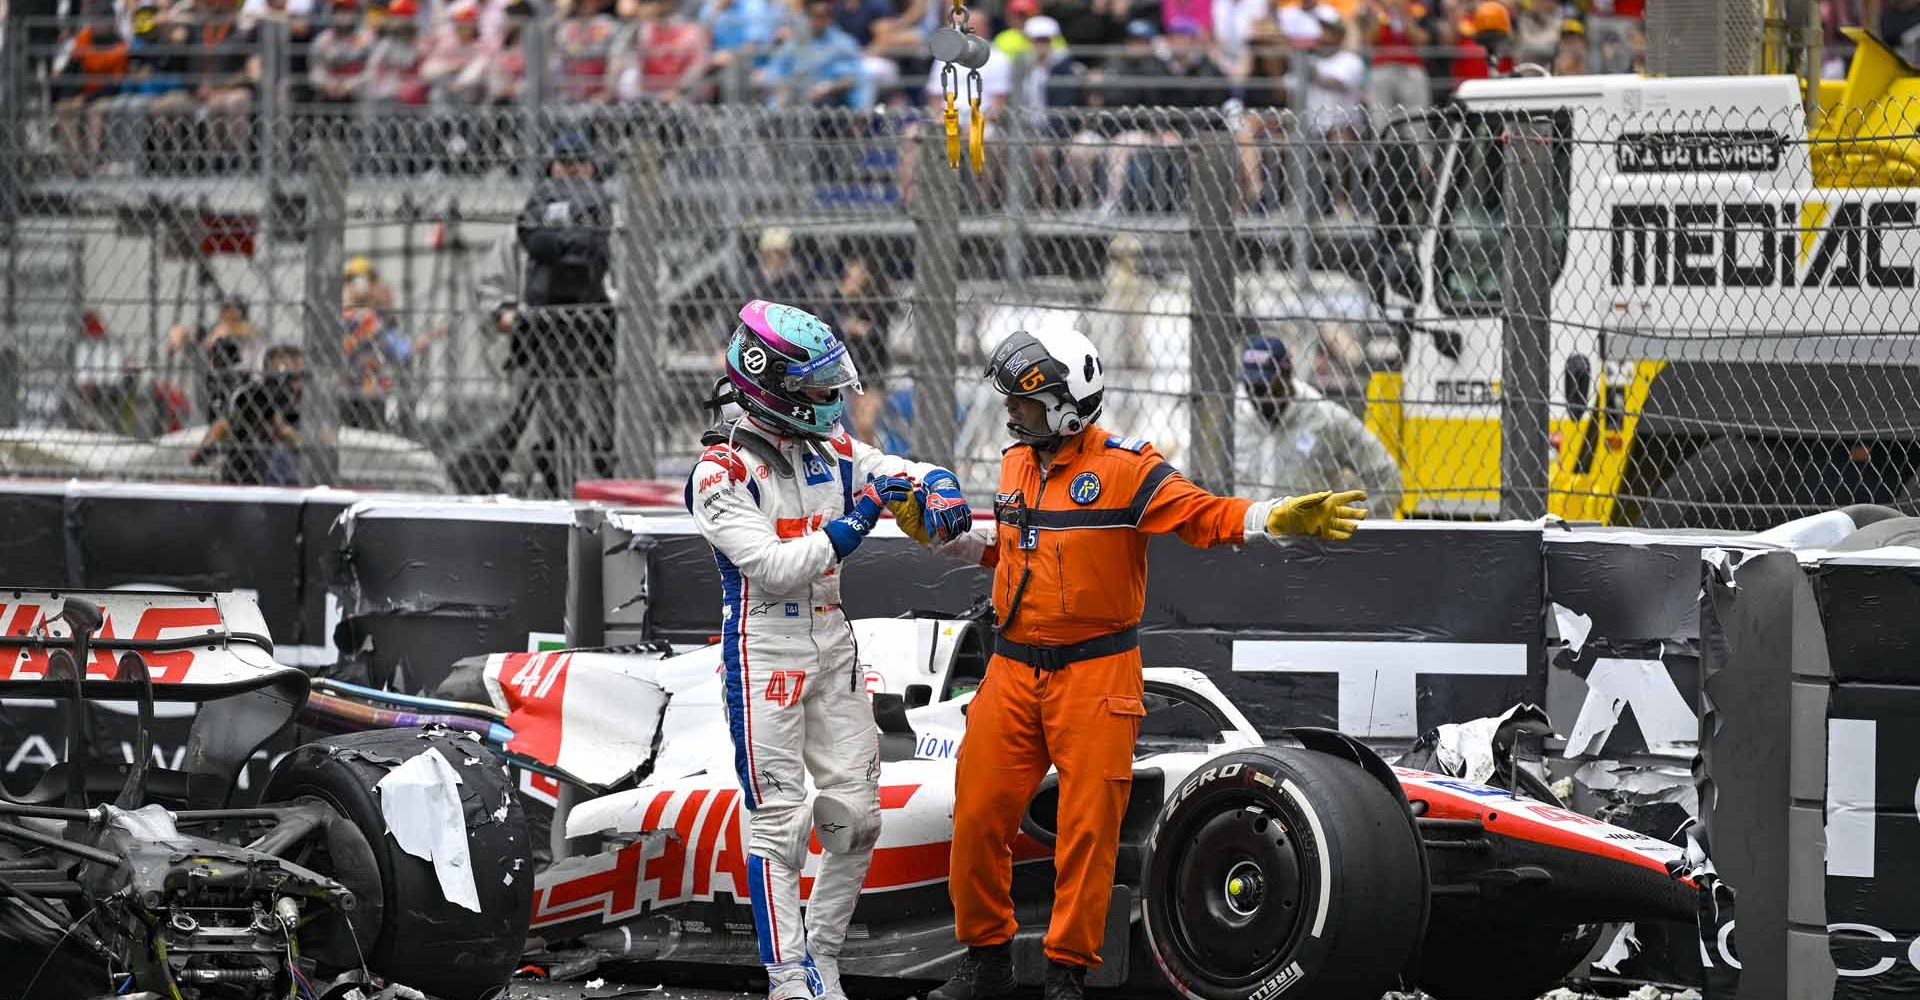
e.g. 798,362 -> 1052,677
887,486 -> 935,545
1266,489 -> 1369,541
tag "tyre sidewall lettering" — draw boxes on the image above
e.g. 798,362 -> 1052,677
1143,753 -> 1334,1000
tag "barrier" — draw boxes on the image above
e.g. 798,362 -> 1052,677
3,479 -> 1918,997
1700,536 -> 1920,1000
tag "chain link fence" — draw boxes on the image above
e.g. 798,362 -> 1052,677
1,10 -> 1917,529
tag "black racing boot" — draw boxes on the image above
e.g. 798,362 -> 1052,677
1042,960 -> 1087,1000
927,942 -> 1016,1000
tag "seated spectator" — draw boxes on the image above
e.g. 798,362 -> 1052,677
365,0 -> 430,109
1552,18 -> 1585,75
835,0 -> 895,50
609,0 -> 713,103
1360,0 -> 1432,114
700,0 -> 781,92
52,4 -> 131,176
189,345 -> 306,486
489,0 -> 533,105
864,0 -> 936,79
1050,0 -> 1131,56
554,0 -> 622,103
1068,18 -> 1175,213
754,0 -> 871,107
182,0 -> 259,168
309,0 -> 377,110
421,2 -> 496,107
1512,0 -> 1559,66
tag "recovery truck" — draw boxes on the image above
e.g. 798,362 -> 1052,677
1366,27 -> 1920,528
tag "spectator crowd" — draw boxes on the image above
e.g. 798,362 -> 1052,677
31,0 -> 1651,171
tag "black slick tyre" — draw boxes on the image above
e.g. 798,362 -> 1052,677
1141,746 -> 1427,1000
262,727 -> 533,1000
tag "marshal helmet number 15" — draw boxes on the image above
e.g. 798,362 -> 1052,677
984,328 -> 1105,446
726,300 -> 864,439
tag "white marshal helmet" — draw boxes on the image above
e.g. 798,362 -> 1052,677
984,327 -> 1106,444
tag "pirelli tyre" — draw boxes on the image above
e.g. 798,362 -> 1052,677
261,727 -> 533,1000
1141,746 -> 1428,1000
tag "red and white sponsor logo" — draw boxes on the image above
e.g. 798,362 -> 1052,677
0,601 -> 225,684
531,783 -> 1049,929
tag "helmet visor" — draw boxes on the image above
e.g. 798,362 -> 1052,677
780,339 -> 862,395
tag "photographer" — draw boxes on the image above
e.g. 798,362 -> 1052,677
471,131 -> 617,497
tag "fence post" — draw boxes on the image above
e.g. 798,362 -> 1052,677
259,18 -> 286,181
1188,129 -> 1238,494
911,127 -> 960,469
1286,52 -> 1311,285
1499,116 -> 1552,521
618,134 -> 664,478
521,15 -> 550,175
1003,54 -> 1031,291
1,0 -> 23,418
302,138 -> 348,486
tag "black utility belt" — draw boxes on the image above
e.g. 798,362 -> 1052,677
995,627 -> 1140,672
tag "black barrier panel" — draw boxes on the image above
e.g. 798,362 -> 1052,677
1826,686 -> 1920,935
1822,561 -> 1920,999
1817,564 -> 1920,685
330,506 -> 572,694
61,487 -> 309,646
0,486 -> 70,585
647,523 -> 1545,740
1545,536 -> 1725,644
1699,549 -> 1805,1000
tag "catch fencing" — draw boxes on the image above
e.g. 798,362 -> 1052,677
2,21 -> 1917,528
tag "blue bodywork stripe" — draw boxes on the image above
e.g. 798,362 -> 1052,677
717,552 -> 758,811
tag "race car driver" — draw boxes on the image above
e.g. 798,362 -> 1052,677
686,299 -> 974,1000
927,328 -> 1367,1000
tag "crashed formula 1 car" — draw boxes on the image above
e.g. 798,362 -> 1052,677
352,608 -> 1714,1000
0,591 -> 532,1000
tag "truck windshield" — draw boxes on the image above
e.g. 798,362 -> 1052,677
1435,113 -> 1570,315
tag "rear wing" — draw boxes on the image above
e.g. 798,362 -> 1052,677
0,589 -> 295,698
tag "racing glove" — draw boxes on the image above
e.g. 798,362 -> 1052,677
887,481 -> 935,546
825,474 -> 917,559
1266,489 -> 1369,541
920,469 -> 973,543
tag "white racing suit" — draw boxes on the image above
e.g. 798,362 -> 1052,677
686,417 -> 943,994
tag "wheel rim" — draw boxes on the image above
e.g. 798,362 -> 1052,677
1166,802 -> 1309,983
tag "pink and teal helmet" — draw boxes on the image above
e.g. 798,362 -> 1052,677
724,300 -> 862,439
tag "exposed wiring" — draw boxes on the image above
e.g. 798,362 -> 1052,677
21,901 -> 106,1000
343,909 -> 373,984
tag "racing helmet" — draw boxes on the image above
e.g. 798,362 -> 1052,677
984,328 -> 1105,445
724,300 -> 862,439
